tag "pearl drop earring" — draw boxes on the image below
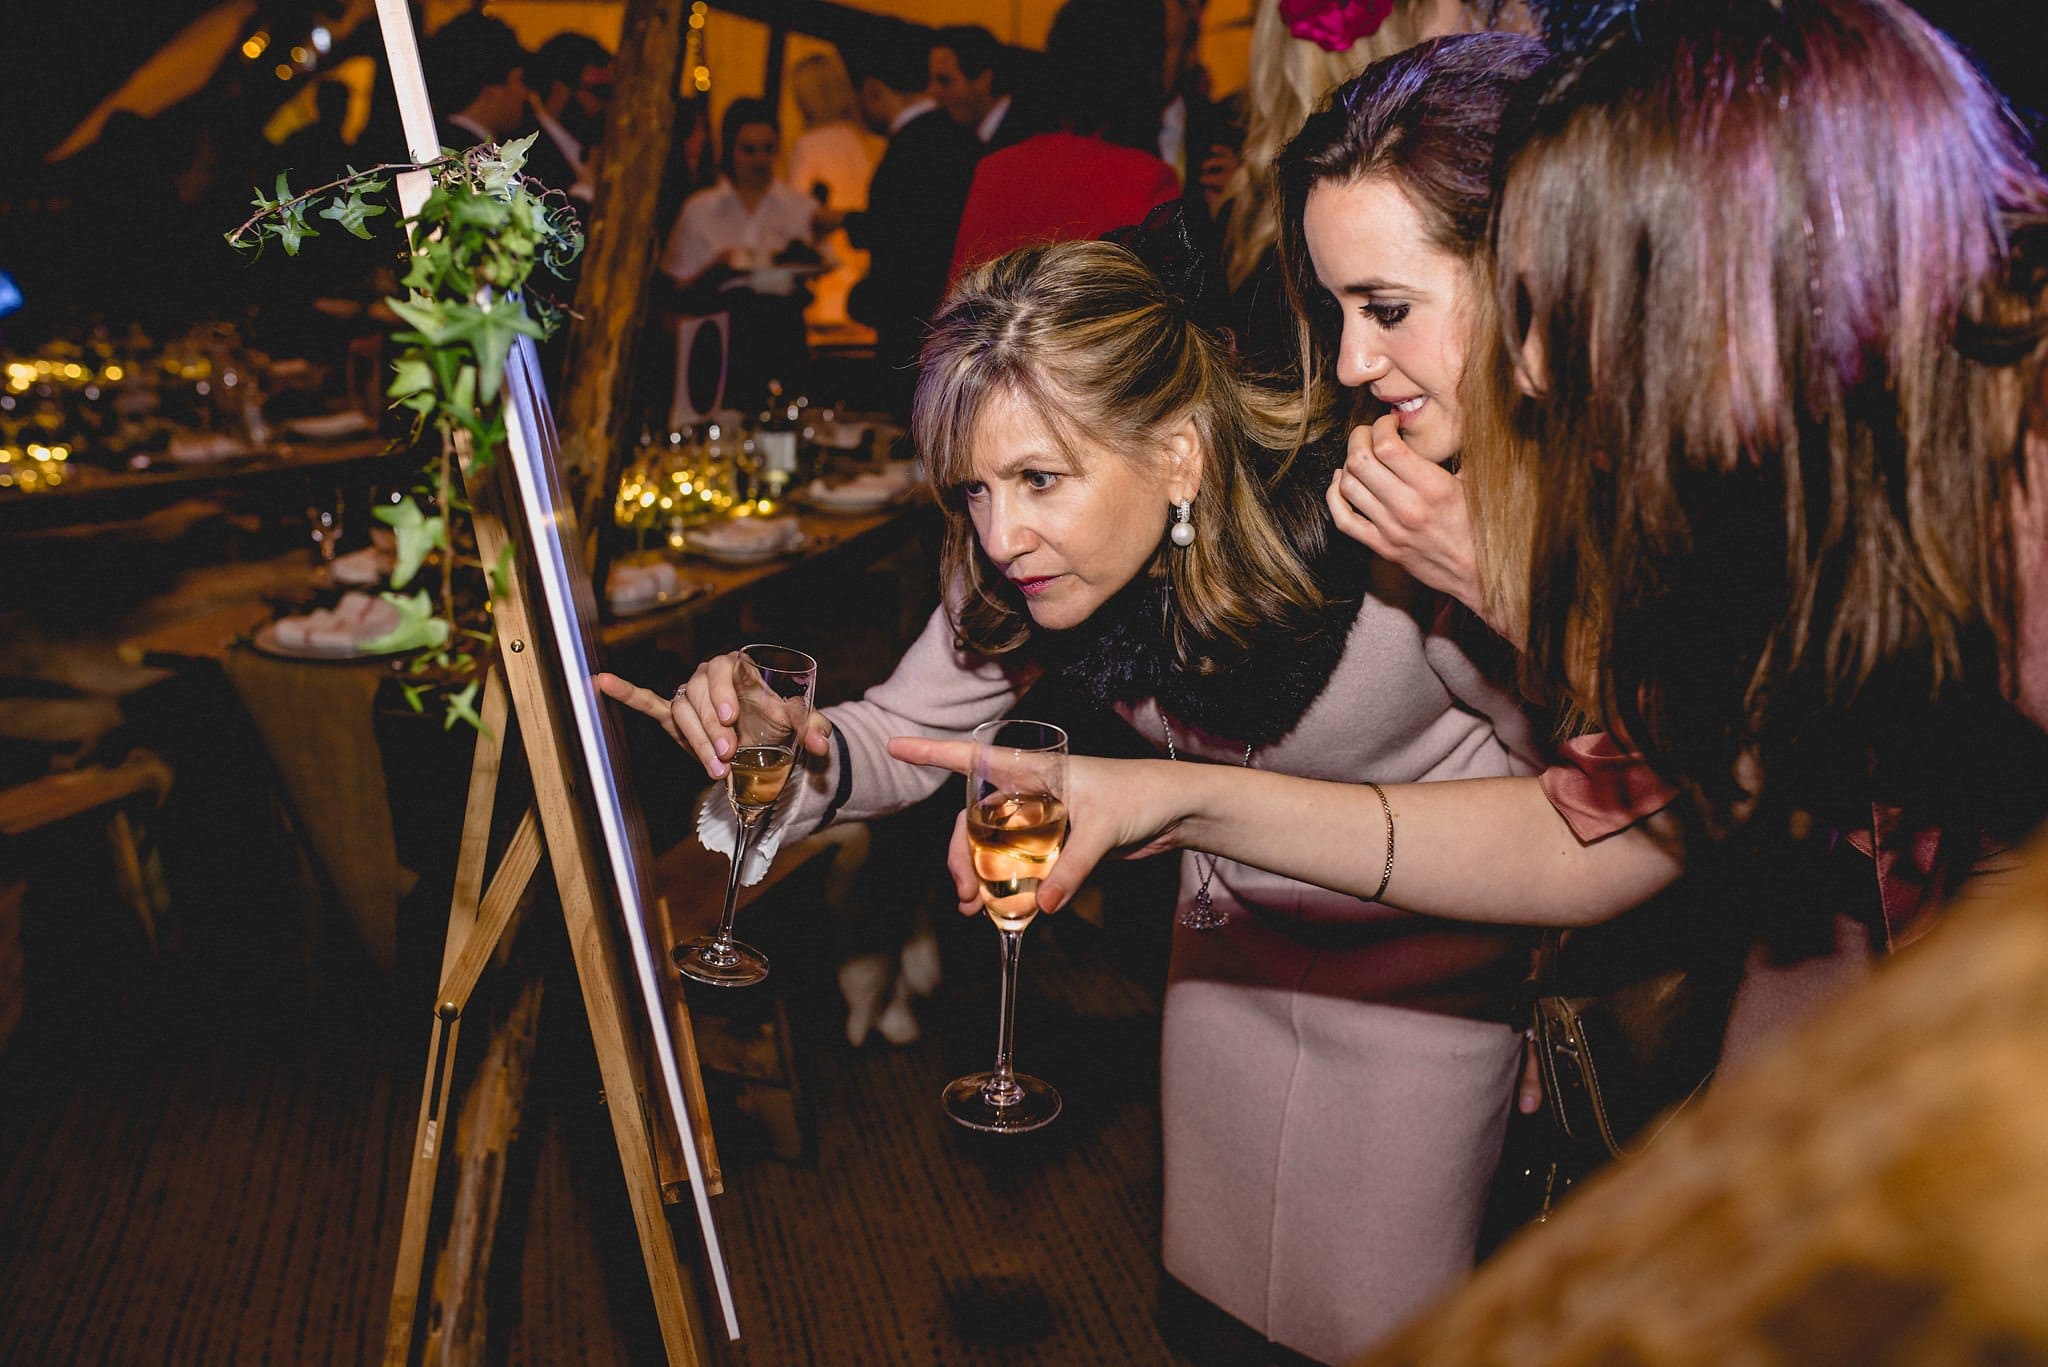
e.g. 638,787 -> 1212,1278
1169,499 -> 1195,547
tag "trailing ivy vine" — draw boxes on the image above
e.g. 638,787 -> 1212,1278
226,136 -> 583,732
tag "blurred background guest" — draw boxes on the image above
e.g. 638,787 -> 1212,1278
661,96 -> 819,410
785,49 -> 883,334
421,12 -> 530,155
949,0 -> 1181,279
654,97 -> 719,267
929,24 -> 1020,148
844,32 -> 982,420
1158,0 -> 1242,228
523,31 -> 613,204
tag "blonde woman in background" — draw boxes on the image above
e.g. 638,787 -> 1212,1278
785,49 -> 883,332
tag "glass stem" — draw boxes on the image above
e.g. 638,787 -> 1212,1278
715,807 -> 762,946
986,928 -> 1025,1106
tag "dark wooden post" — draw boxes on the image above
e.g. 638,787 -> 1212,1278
561,0 -> 690,563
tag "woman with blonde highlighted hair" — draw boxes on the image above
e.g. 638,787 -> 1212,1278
602,236 -> 1554,1362
784,48 -> 882,331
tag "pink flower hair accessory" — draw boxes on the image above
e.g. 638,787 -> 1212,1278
1279,0 -> 1395,52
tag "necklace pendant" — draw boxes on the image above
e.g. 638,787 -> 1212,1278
1180,881 -> 1228,932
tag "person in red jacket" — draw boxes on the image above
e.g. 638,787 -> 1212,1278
949,0 -> 1182,281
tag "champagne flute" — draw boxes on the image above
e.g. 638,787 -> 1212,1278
943,719 -> 1068,1133
674,644 -> 818,987
307,485 -> 345,566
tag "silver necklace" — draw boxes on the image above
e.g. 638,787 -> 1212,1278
1160,713 -> 1252,932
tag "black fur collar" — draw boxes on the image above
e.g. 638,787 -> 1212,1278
1042,539 -> 1368,748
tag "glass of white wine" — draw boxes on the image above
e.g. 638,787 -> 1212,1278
674,643 -> 817,987
943,719 -> 1068,1133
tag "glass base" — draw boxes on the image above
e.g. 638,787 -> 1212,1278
942,1071 -> 1061,1133
674,935 -> 770,987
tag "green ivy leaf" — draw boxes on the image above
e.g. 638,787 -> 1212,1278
472,295 -> 544,404
489,543 -> 514,599
400,682 -> 428,714
386,293 -> 453,345
318,188 -> 387,239
372,497 -> 448,590
386,354 -> 434,403
360,589 -> 451,654
475,134 -> 536,197
442,679 -> 488,734
277,207 -> 318,256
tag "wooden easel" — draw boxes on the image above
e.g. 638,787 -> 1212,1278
381,449 -> 724,1364
369,2 -> 734,1359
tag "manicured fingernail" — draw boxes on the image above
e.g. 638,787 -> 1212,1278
715,737 -> 732,757
717,704 -> 734,723
1041,885 -> 1068,914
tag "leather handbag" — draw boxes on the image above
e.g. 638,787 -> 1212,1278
1529,883 -> 1745,1165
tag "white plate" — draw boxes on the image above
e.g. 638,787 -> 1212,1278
682,529 -> 815,566
251,621 -> 405,661
798,487 -> 902,515
607,580 -> 708,617
281,411 -> 375,440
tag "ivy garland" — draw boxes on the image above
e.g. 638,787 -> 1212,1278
226,136 -> 583,732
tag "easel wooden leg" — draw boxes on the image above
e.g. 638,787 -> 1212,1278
555,880 -> 709,1363
387,675 -> 515,1365
385,663 -> 719,1364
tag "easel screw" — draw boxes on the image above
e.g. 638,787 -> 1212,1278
437,1001 -> 460,1021
509,639 -> 525,653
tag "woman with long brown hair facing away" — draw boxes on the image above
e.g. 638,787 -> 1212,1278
601,235 -> 1561,1362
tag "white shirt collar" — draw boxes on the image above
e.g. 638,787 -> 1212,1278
1157,95 -> 1187,171
890,96 -> 937,135
976,94 -> 1012,145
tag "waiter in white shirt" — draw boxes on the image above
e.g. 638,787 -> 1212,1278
661,98 -> 824,409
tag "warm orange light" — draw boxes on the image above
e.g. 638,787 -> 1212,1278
275,63 -> 294,80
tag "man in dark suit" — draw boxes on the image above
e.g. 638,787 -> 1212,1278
421,13 -> 530,157
930,25 -> 1025,150
843,34 -> 984,420
523,32 -> 613,203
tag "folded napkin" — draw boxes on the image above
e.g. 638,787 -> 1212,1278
282,410 -> 374,440
270,591 -> 400,651
164,431 -> 250,464
691,516 -> 805,553
805,466 -> 914,505
815,420 -> 867,450
608,560 -> 682,604
328,545 -> 390,587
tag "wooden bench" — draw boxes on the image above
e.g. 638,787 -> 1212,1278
649,820 -> 869,1163
0,750 -> 174,948
0,750 -> 175,1051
